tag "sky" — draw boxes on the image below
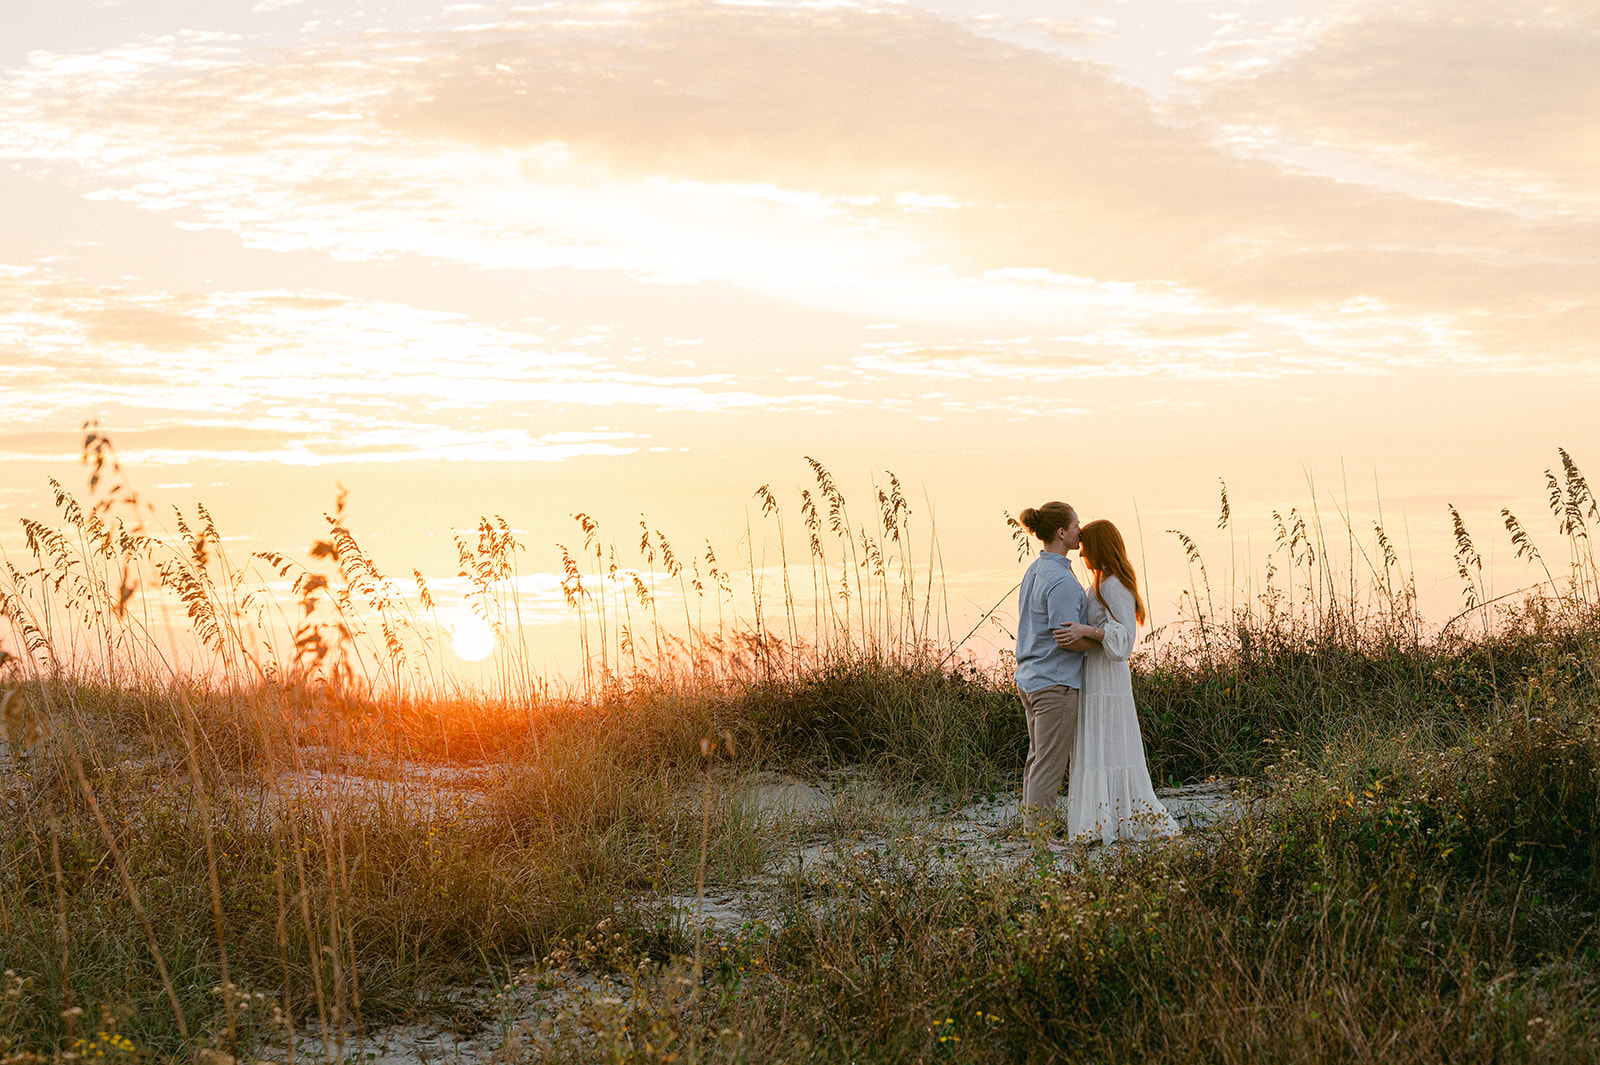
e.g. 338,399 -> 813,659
1,0 -> 1596,678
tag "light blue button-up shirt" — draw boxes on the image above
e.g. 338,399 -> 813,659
1013,550 -> 1088,693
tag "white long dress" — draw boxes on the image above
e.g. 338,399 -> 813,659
1065,575 -> 1182,844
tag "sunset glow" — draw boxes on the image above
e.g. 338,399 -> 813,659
450,607 -> 497,663
2,0 -> 1596,679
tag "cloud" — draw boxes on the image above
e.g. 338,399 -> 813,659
365,2 -> 1600,351
1204,0 -> 1600,209
1020,17 -> 1107,47
0,271 -> 841,463
82,302 -> 225,348
0,0 -> 1595,370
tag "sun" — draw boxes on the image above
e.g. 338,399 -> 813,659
450,607 -> 496,662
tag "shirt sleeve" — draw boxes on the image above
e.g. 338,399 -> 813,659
1097,577 -> 1137,661
1043,570 -> 1087,630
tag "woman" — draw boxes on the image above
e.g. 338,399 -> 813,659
1054,519 -> 1181,844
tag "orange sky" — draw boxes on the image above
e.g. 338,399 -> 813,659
1,0 -> 1595,679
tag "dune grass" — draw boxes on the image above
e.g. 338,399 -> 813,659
541,693 -> 1598,1064
2,437 -> 1599,1061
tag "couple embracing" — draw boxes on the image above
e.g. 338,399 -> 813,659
1014,501 -> 1180,848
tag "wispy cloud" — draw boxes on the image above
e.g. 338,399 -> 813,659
0,271 -> 841,463
0,0 -> 1595,384
1201,0 -> 1600,211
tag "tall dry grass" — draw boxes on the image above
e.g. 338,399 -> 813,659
1,430 -> 1598,1061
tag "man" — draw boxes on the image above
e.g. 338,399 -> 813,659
1013,500 -> 1094,841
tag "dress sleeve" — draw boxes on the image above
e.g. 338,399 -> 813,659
1097,577 -> 1137,661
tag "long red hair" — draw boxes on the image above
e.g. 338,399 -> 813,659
1079,519 -> 1146,625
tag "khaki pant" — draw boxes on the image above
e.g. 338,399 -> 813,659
1019,685 -> 1079,836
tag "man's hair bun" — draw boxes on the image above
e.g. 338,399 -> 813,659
1019,501 -> 1074,544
